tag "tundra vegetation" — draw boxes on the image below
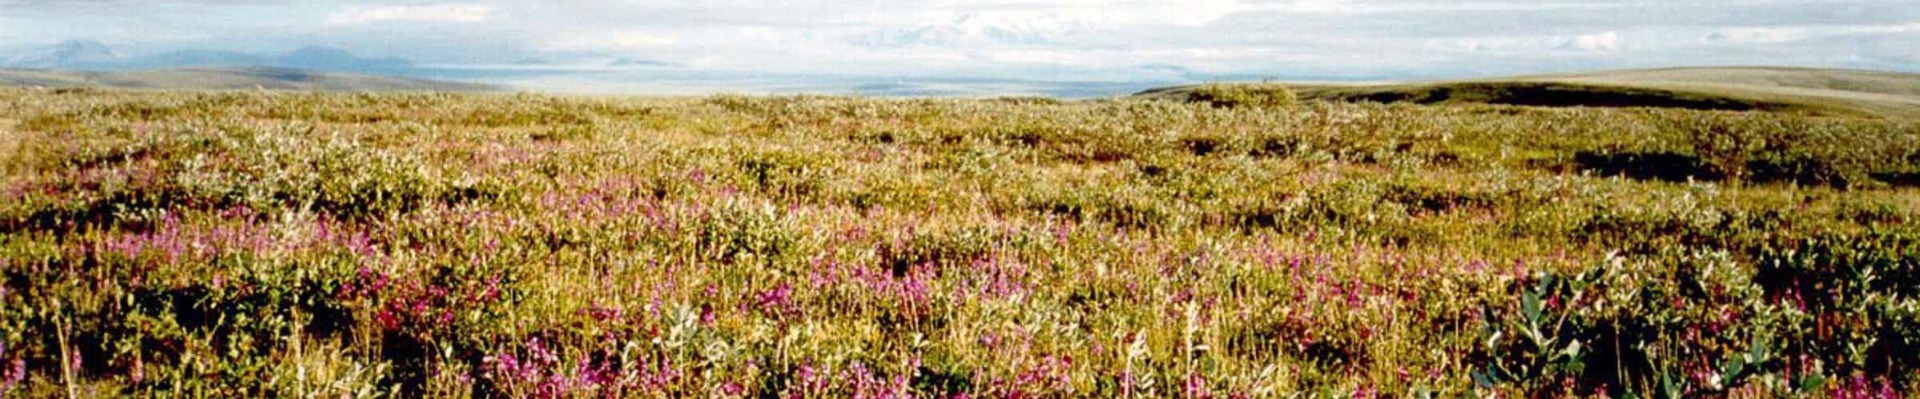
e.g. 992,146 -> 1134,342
0,88 -> 1916,397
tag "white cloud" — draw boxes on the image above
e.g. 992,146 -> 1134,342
1706,28 -> 1808,44
1570,31 -> 1618,52
327,4 -> 495,26
1706,23 -> 1920,45
12,0 -> 1920,89
826,0 -> 1259,33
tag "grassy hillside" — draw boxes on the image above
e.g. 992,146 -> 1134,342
0,66 -> 495,92
1139,67 -> 1920,118
1,90 -> 1917,397
1525,67 -> 1920,97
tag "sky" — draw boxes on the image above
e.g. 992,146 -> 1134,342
1,0 -> 1916,89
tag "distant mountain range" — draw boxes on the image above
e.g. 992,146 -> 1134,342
2,40 -> 418,75
2,39 -> 123,69
0,66 -> 497,92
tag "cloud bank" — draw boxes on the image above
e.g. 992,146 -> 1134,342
327,4 -> 496,26
0,0 -> 1913,86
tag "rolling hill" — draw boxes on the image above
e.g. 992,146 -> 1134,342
1138,67 -> 1920,118
0,66 -> 495,92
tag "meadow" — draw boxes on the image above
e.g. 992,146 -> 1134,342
0,87 -> 1917,397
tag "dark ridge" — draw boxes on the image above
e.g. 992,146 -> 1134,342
1304,82 -> 1785,112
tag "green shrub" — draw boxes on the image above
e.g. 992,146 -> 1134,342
1185,84 -> 1301,108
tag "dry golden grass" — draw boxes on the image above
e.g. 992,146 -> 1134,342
0,117 -> 18,169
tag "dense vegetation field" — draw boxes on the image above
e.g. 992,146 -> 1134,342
1139,67 -> 1920,120
1,88 -> 1917,397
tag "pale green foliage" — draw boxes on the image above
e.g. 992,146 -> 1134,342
1185,84 -> 1301,108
